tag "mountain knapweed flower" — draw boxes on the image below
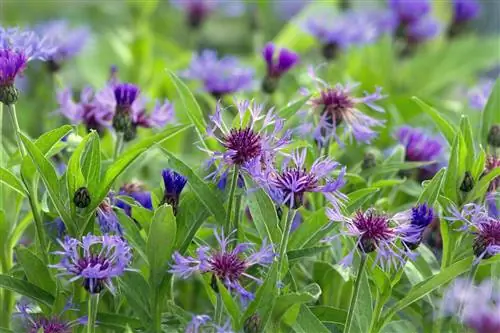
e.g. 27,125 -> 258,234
324,208 -> 404,269
170,0 -> 244,29
16,303 -> 79,333
204,99 -> 290,183
36,20 -> 89,72
393,203 -> 434,250
442,279 -> 500,333
448,203 -> 500,260
170,230 -> 274,301
395,126 -> 444,181
483,155 -> 500,192
97,198 -> 122,235
254,149 -> 346,210
305,70 -> 385,146
161,169 -> 187,215
182,50 -> 254,99
116,182 -> 153,217
261,42 -> 299,94
51,234 -> 132,294
185,314 -> 211,333
449,0 -> 480,37
405,16 -> 441,44
304,10 -> 396,60
110,82 -> 140,133
389,0 -> 430,25
468,80 -> 494,111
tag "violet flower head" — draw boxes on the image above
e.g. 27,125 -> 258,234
96,198 -> 123,235
259,149 -> 346,210
484,155 -> 500,192
262,42 -> 299,79
442,279 -> 500,333
51,234 -> 132,294
468,80 -> 494,111
170,230 -> 274,301
57,87 -> 113,133
0,26 -> 52,60
452,0 -> 481,24
393,203 -> 434,250
36,20 -> 90,72
306,70 -> 385,146
16,303 -> 78,333
132,99 -> 175,129
388,0 -> 431,25
116,182 -> 153,217
324,208 -> 403,269
395,126 -> 444,181
447,203 -> 500,261
185,314 -> 211,333
182,50 -> 254,98
406,16 -> 441,44
170,0 -> 245,29
161,169 -> 187,215
204,99 -> 290,184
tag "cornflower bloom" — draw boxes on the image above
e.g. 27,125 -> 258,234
449,0 -> 481,37
15,302 -> 81,333
253,149 -> 346,210
305,68 -> 385,146
182,50 -> 254,99
116,181 -> 153,217
405,16 -> 441,45
448,203 -> 500,260
388,0 -> 431,25
170,230 -> 274,301
392,203 -> 434,250
170,0 -> 244,29
442,279 -> 500,333
203,99 -> 290,184
161,168 -> 188,215
96,197 -> 122,235
484,155 -> 500,192
51,234 -> 132,294
395,126 -> 444,181
468,80 -> 494,111
261,42 -> 299,94
36,20 -> 89,72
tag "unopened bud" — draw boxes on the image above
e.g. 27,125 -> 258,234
362,152 -> 377,170
244,314 -> 262,333
0,84 -> 19,105
261,76 -> 279,94
112,108 -> 131,133
460,171 -> 474,192
73,187 -> 91,208
487,124 -> 500,148
322,43 -> 339,61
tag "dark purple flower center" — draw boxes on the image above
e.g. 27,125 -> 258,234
0,49 -> 28,86
411,204 -> 434,228
315,88 -> 354,125
209,251 -> 247,282
114,83 -> 139,110
31,317 -> 71,333
273,168 -> 318,209
474,220 -> 500,259
73,253 -> 110,293
222,127 -> 262,165
353,210 -> 394,253
485,155 -> 500,192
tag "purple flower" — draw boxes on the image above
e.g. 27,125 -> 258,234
170,0 -> 244,28
116,182 -> 153,217
254,149 -> 346,210
51,234 -> 132,294
393,203 -> 434,250
262,43 -> 299,79
182,50 -> 254,98
185,314 -> 211,333
468,80 -> 494,111
204,99 -> 290,184
324,208 -> 405,269
306,70 -> 385,146
170,230 -> 274,301
406,16 -> 441,44
161,169 -> 187,214
442,279 -> 500,333
57,87 -> 113,133
388,0 -> 431,25
484,155 -> 500,192
395,126 -> 444,181
36,20 -> 89,71
447,203 -> 500,260
0,26 -> 52,60
452,0 -> 481,23
16,302 -> 79,333
0,49 -> 27,87
97,198 -> 122,235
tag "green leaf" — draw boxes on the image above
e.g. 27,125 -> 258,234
346,188 -> 380,214
443,131 -> 464,203
165,70 -> 207,149
82,131 -> 101,194
351,269 -> 373,333
216,279 -> 242,328
175,191 -> 210,253
15,248 -> 56,295
95,313 -> 142,330
89,125 -> 189,219
417,168 -> 446,206
116,210 -> 148,262
412,97 -> 455,145
460,116 -> 474,171
466,167 -> 500,202
287,246 -> 330,263
246,187 -> 282,246
481,77 -> 500,147
273,283 -> 321,320
309,306 -> 347,326
67,132 -> 93,215
119,271 -> 151,324
0,167 -> 26,196
291,305 -> 330,333
19,133 -> 77,235
162,149 -> 226,224
0,274 -> 54,307
278,95 -> 310,119
289,208 -> 328,250
147,205 -> 176,287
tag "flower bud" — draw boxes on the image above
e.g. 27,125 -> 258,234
460,171 -> 474,193
362,152 -> 377,170
0,84 -> 19,105
261,76 -> 279,94
112,108 -> 132,133
487,124 -> 500,148
473,235 -> 492,260
73,187 -> 91,208
322,43 -> 339,61
244,314 -> 262,333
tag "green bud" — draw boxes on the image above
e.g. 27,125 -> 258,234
112,107 -> 131,133
460,171 -> 474,193
73,187 -> 91,208
362,152 -> 377,170
487,124 -> 500,148
0,84 -> 19,105
261,76 -> 279,94
244,314 -> 262,333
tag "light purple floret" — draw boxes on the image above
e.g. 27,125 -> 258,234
453,0 -> 481,23
468,80 -> 494,111
262,42 -> 299,78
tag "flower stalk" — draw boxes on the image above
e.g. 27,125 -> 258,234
225,165 -> 240,232
87,294 -> 100,333
277,208 -> 297,284
344,253 -> 367,333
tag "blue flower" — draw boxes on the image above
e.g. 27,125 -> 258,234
389,0 -> 431,25
97,198 -> 123,235
393,203 -> 434,250
15,302 -> 81,333
452,0 -> 481,23
162,169 -> 187,214
468,80 -> 494,111
116,182 -> 153,217
51,234 -> 132,294
262,42 -> 299,79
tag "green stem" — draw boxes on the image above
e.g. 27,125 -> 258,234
26,180 -> 49,264
225,166 -> 240,232
234,194 -> 243,242
215,294 -> 223,325
113,132 -> 124,161
344,253 -> 367,333
0,248 -> 13,328
87,294 -> 100,333
6,104 -> 25,156
277,209 -> 297,284
153,293 -> 162,333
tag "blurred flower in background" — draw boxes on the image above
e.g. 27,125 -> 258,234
449,0 -> 481,37
261,42 -> 299,94
170,0 -> 244,29
468,79 -> 494,110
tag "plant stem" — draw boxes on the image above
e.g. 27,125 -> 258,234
344,253 -> 367,333
113,132 -> 124,161
0,248 -> 13,328
215,294 -> 223,325
6,104 -> 25,156
277,208 -> 297,285
234,193 -> 243,242
225,166 -> 240,232
87,294 -> 100,333
26,180 -> 49,264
